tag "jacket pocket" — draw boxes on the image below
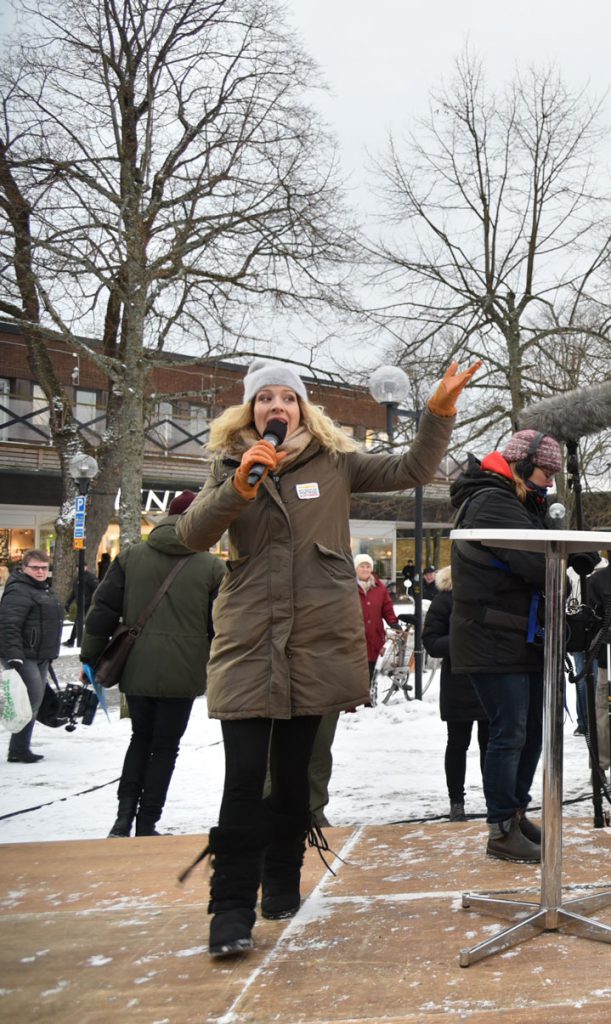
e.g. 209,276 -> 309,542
314,542 -> 354,582
221,554 -> 250,593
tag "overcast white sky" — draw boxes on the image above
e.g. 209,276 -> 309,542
285,0 -> 611,209
2,0 -> 609,372
280,1 -> 611,371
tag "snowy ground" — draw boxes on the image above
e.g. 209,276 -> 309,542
0,628 -> 604,844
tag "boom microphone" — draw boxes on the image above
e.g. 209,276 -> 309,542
247,418 -> 288,487
518,379 -> 611,442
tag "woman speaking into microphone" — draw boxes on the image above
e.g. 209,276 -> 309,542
177,356 -> 479,958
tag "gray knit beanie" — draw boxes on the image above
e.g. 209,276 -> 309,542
243,358 -> 307,403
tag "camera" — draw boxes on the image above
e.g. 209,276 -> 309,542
57,684 -> 99,731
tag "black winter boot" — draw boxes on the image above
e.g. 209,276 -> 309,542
449,801 -> 467,822
261,802 -> 310,921
107,798 -> 138,838
208,825 -> 266,959
135,814 -> 161,836
487,814 -> 541,863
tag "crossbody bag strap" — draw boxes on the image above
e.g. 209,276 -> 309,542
133,555 -> 194,632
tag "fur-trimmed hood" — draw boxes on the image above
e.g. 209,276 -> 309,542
435,565 -> 452,592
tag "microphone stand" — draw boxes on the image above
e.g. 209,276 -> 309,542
566,439 -> 605,828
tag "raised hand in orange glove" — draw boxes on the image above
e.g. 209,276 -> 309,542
427,360 -> 483,417
233,440 -> 288,499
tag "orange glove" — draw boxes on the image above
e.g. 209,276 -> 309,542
233,440 -> 287,499
427,360 -> 482,417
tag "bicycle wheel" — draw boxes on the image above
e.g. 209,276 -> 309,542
370,668 -> 380,707
381,676 -> 400,704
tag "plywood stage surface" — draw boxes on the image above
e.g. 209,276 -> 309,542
1,819 -> 611,1023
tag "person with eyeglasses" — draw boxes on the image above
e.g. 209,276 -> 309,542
0,549 -> 63,762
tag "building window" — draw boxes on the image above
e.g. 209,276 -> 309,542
31,385 -> 50,437
189,404 -> 209,446
0,378 -> 9,442
147,400 -> 174,451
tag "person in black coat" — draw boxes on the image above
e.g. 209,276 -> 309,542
422,565 -> 488,822
449,430 -> 598,863
422,566 -> 439,601
585,560 -> 611,775
63,565 -> 98,647
0,549 -> 63,762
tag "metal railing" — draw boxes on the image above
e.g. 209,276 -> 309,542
0,397 -> 210,457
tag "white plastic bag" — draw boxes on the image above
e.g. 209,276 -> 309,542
0,667 -> 32,733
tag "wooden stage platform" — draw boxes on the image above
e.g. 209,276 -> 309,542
1,819 -> 611,1023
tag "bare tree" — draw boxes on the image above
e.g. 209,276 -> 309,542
0,0 -> 354,563
366,51 -> 611,440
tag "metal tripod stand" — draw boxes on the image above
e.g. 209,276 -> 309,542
451,528 -> 611,967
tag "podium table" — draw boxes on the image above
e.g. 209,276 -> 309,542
450,529 -> 611,967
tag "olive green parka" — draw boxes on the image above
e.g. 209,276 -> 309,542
176,408 -> 453,719
81,516 -> 225,698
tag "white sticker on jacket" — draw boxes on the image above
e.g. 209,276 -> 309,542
296,482 -> 320,499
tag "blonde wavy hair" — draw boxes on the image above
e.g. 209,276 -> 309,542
207,398 -> 360,454
509,464 -> 529,503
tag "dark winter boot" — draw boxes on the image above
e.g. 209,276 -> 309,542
135,814 -> 161,837
517,808 -> 541,845
208,825 -> 266,959
261,802 -> 310,921
487,814 -> 541,863
107,798 -> 138,838
449,801 -> 467,822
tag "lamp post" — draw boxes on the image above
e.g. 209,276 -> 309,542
369,366 -> 424,700
68,452 -> 99,646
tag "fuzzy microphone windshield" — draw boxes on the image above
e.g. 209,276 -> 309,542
518,379 -> 611,442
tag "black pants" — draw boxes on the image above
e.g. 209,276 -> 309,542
118,695 -> 193,820
219,716 -> 321,830
445,719 -> 489,803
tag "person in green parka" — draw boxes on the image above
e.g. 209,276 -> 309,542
80,491 -> 225,838
176,356 -> 481,958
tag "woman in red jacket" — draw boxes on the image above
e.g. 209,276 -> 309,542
354,555 -> 400,677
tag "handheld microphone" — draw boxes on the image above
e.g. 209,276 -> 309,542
518,380 -> 611,442
247,418 -> 288,487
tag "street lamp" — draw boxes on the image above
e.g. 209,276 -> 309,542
369,366 -> 424,700
68,452 -> 99,645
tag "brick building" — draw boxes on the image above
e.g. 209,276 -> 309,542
0,321 -> 457,578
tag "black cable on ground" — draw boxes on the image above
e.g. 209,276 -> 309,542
389,789 -> 603,826
0,777 -> 121,822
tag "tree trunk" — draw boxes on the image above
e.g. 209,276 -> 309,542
118,351 -> 148,547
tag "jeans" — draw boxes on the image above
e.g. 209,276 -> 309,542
595,667 -> 610,771
119,695 -> 194,821
7,659 -> 48,755
219,716 -> 321,830
572,651 -> 598,733
444,719 -> 489,803
469,671 -> 543,824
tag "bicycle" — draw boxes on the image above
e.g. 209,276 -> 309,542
370,626 -> 415,705
370,628 -> 440,705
